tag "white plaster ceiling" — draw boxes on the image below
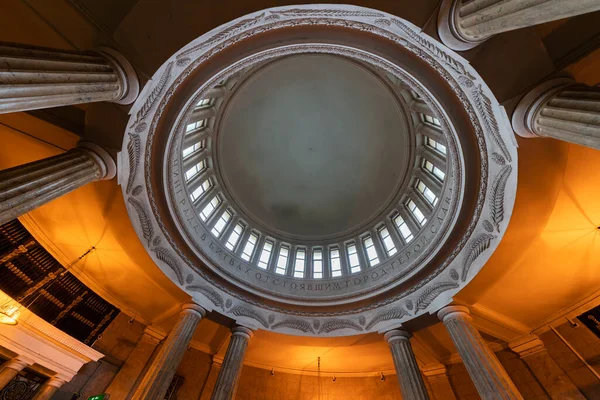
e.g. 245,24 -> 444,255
218,54 -> 410,240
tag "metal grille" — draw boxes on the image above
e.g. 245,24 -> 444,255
0,369 -> 45,400
0,219 -> 119,344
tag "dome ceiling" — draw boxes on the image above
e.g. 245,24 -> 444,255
119,5 -> 518,336
218,54 -> 411,240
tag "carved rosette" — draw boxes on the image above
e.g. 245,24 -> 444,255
118,5 -> 517,336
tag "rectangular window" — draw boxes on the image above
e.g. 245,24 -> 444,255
182,140 -> 205,159
347,243 -> 361,274
363,235 -> 379,267
423,160 -> 445,181
241,232 -> 258,261
199,196 -> 221,221
422,113 -> 442,127
407,200 -> 427,226
293,249 -> 306,278
416,180 -> 438,206
225,223 -> 244,251
211,209 -> 232,237
185,159 -> 207,180
330,247 -> 342,277
426,137 -> 447,155
197,98 -> 212,107
257,240 -> 274,269
275,245 -> 289,275
186,120 -> 206,132
393,214 -> 414,243
190,178 -> 211,201
313,249 -> 323,279
378,226 -> 397,256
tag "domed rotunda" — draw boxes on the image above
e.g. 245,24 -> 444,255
0,2 -> 600,400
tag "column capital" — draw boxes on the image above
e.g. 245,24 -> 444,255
4,355 -> 33,371
45,376 -> 67,388
512,78 -> 575,139
181,302 -> 207,318
231,325 -> 254,340
438,0 -> 483,51
437,305 -> 471,322
508,334 -> 545,358
94,47 -> 140,105
77,142 -> 117,180
384,328 -> 411,344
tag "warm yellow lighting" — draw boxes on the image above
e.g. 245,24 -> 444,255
0,304 -> 20,326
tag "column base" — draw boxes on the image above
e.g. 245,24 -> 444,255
437,0 -> 485,51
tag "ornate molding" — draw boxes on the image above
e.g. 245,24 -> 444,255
118,5 -> 517,336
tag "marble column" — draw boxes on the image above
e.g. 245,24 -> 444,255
105,327 -> 164,399
0,142 -> 116,226
438,0 -> 600,50
32,376 -> 66,400
422,363 -> 457,400
0,356 -> 31,389
0,42 -> 139,113
384,329 -> 430,400
210,326 -> 253,400
438,306 -> 523,399
509,335 -> 584,399
512,78 -> 600,150
131,303 -> 206,400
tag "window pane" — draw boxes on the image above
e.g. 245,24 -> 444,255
211,210 -> 231,237
363,236 -> 379,266
313,249 -> 323,279
257,240 -> 274,269
294,249 -> 306,278
408,200 -> 427,226
200,196 -> 220,221
241,233 -> 258,261
275,245 -> 289,275
185,159 -> 206,181
378,227 -> 397,256
347,244 -> 361,273
393,214 -> 413,243
330,248 -> 342,277
190,178 -> 211,201
226,223 -> 244,251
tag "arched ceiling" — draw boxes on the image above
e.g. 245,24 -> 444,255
1,0 -> 600,375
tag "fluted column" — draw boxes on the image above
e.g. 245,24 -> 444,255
211,326 -> 254,400
32,376 -> 66,400
0,356 -> 31,389
438,306 -> 523,399
0,42 -> 139,113
0,142 -> 116,226
438,0 -> 600,50
131,303 -> 206,400
384,329 -> 430,400
512,78 -> 600,149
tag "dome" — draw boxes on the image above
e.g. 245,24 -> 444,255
121,5 -> 517,335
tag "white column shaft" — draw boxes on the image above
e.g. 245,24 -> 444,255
0,42 -> 139,113
131,304 -> 205,400
512,79 -> 600,150
0,142 -> 115,226
439,306 -> 522,400
210,326 -> 253,400
385,329 -> 430,400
